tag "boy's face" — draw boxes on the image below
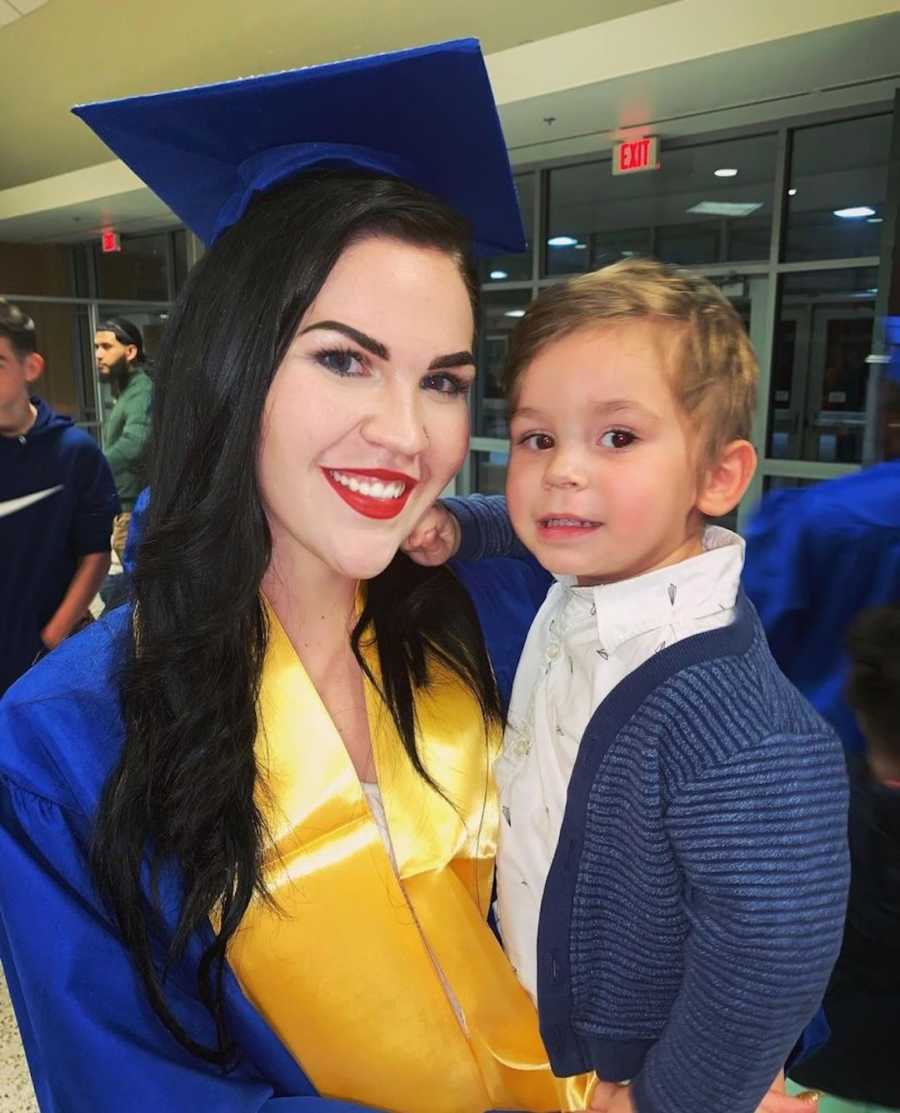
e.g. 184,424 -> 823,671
0,337 -> 41,411
506,320 -> 710,585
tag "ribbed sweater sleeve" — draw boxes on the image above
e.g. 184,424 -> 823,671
441,494 -> 533,562
632,730 -> 849,1113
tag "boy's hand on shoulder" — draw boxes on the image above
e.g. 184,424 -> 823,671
402,503 -> 461,566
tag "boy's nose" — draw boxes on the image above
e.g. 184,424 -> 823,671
544,450 -> 588,489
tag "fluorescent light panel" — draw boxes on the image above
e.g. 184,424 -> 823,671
687,201 -> 763,217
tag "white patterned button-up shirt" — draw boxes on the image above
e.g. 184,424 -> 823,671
495,526 -> 745,1001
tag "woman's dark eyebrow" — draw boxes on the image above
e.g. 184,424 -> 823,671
300,320 -> 388,359
428,351 -> 475,371
300,320 -> 473,371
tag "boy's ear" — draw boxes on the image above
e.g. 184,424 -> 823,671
23,353 -> 44,384
696,439 -> 757,518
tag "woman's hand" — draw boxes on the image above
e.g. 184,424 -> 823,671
586,1078 -> 631,1113
402,503 -> 460,566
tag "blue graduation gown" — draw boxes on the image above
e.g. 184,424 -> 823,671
0,608 -> 370,1112
742,462 -> 900,753
0,558 -> 545,1112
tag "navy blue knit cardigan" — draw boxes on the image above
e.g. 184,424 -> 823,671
448,497 -> 850,1113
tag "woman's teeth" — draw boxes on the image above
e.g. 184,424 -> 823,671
544,518 -> 596,528
329,471 -> 406,500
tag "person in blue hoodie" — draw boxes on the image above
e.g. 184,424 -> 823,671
0,299 -> 119,694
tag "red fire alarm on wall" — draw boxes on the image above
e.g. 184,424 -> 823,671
612,137 -> 660,175
100,228 -> 121,253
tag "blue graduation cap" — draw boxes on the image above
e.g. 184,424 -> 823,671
72,38 -> 525,255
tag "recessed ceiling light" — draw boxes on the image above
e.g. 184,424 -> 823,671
574,243 -> 587,250
834,206 -> 876,219
788,188 -> 798,196
547,235 -> 578,247
867,217 -> 884,224
489,270 -> 508,280
714,168 -> 738,178
687,201 -> 763,217
505,309 -> 526,318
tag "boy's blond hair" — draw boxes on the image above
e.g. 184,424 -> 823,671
504,258 -> 758,463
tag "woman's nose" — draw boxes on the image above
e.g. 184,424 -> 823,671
360,383 -> 428,458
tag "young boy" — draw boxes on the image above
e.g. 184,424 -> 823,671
0,300 -> 119,694
405,259 -> 850,1113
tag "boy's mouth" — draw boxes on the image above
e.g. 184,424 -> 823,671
538,516 -> 602,538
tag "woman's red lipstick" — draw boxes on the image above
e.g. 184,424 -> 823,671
322,468 -> 416,520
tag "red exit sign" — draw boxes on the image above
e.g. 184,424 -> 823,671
612,137 -> 660,175
101,229 -> 121,253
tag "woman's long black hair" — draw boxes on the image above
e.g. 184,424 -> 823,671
90,171 -> 501,1064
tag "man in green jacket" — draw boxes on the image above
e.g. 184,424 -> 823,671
95,316 -> 153,559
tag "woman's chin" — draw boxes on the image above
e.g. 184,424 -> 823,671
334,544 -> 404,583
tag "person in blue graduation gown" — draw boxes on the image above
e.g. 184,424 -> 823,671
0,40 -> 602,1113
743,459 -> 900,754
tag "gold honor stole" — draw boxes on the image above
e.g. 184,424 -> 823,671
227,605 -> 592,1113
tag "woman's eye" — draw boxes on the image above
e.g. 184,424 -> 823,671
422,372 -> 471,397
519,432 -> 555,451
599,428 -> 637,449
315,347 -> 366,377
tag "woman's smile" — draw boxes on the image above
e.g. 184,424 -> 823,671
323,467 -> 417,520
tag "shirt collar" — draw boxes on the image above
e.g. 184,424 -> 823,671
560,526 -> 745,655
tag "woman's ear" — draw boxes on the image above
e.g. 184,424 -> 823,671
696,439 -> 757,519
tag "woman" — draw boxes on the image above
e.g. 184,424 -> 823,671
0,41 -> 590,1113
0,40 -> 817,1113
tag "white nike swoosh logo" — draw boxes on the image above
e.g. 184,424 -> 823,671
0,485 -> 64,519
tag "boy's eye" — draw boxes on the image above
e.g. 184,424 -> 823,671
520,432 -> 555,451
315,347 -> 366,377
422,371 -> 471,398
599,428 -> 637,449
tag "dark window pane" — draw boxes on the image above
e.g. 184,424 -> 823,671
0,241 -> 78,297
475,289 -> 532,439
767,268 -> 877,464
481,174 -> 534,283
784,115 -> 890,262
546,133 -> 777,276
95,232 -> 170,301
471,448 -> 509,495
172,230 -> 190,294
763,475 -> 825,494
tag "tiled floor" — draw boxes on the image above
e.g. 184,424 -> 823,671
0,965 -> 37,1113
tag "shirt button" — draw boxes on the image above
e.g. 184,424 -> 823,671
546,642 -> 561,661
